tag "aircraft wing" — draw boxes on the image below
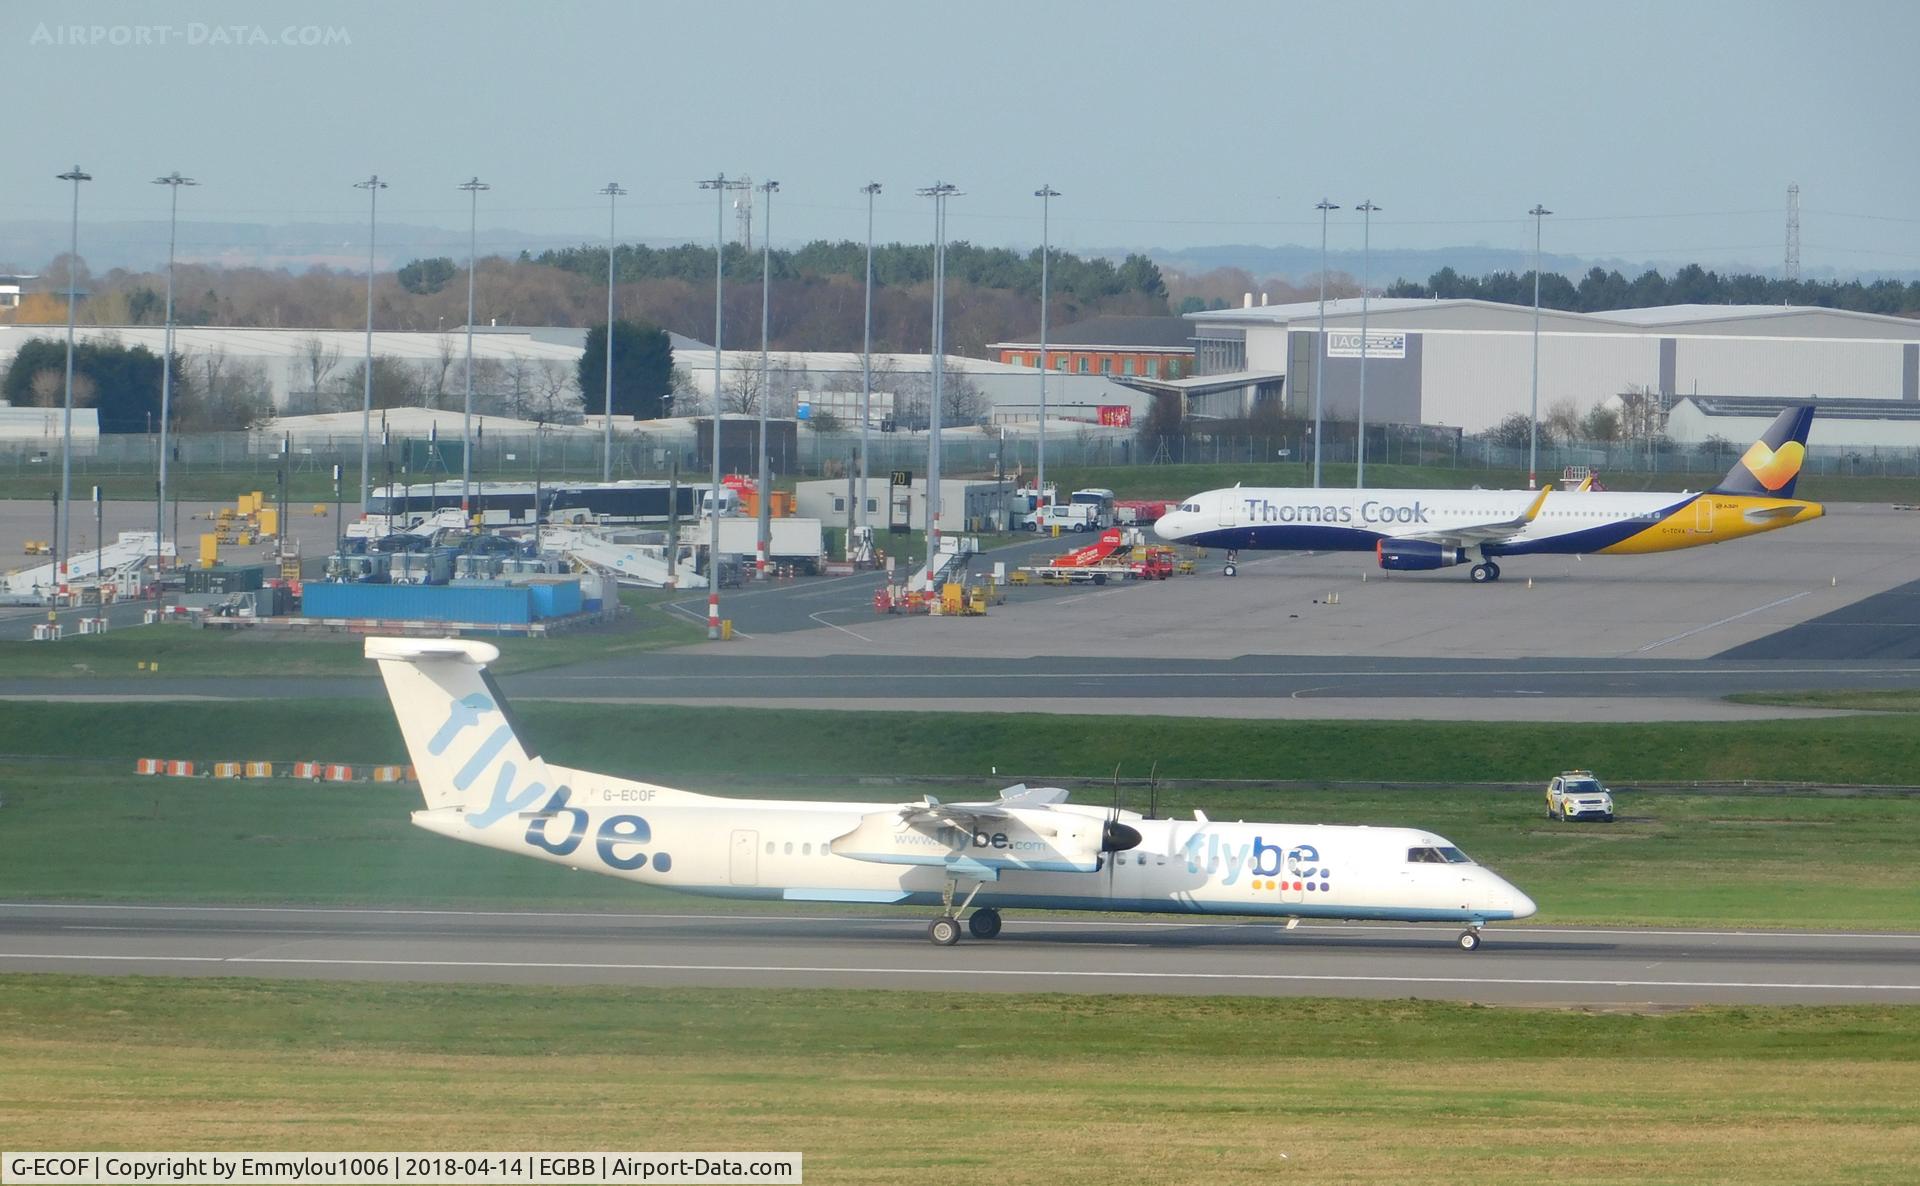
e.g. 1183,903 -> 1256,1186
1400,486 -> 1550,547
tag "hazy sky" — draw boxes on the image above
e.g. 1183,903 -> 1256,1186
6,0 -> 1918,274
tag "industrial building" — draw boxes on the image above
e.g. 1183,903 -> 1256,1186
1133,299 -> 1920,433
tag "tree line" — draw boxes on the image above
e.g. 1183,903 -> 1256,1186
1387,263 -> 1920,317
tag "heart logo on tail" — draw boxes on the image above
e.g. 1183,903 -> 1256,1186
1740,439 -> 1805,491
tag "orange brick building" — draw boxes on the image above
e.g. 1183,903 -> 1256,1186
988,315 -> 1194,380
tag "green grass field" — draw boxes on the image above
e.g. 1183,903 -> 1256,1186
2,976 -> 1915,1185
0,589 -> 702,678
2,761 -> 1913,929
5,699 -> 1920,785
1730,689 -> 1920,713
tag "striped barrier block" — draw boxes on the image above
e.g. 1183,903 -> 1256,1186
164,760 -> 195,777
211,762 -> 243,779
135,758 -> 162,775
290,761 -> 323,780
243,761 -> 274,778
370,765 -> 408,783
322,764 -> 354,782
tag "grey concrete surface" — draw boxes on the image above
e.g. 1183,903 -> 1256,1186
3,902 -> 1916,1005
702,504 -> 1920,662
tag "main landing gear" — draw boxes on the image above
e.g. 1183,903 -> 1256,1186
928,879 -> 1002,945
1457,927 -> 1484,952
1468,560 -> 1502,583
1223,549 -> 1240,578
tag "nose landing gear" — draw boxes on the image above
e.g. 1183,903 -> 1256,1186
1223,549 -> 1239,578
1457,927 -> 1484,952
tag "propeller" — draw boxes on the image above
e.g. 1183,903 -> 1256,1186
1102,762 -> 1143,855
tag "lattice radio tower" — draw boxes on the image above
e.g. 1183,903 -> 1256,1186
1784,183 -> 1801,282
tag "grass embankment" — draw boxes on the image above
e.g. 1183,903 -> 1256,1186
1045,458 -> 1920,503
6,699 -> 1920,785
1,977 -> 1916,1185
1731,689 -> 1920,713
1,736 -> 1915,926
0,589 -> 702,677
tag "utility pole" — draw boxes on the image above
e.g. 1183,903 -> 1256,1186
458,176 -> 490,516
755,179 -> 779,578
599,182 -> 627,481
55,165 -> 91,596
698,174 -> 750,639
917,182 -> 960,583
1528,203 -> 1553,490
1034,184 -> 1059,506
1355,200 -> 1379,488
152,172 -> 196,570
1312,198 -> 1338,489
859,181 -> 881,531
354,175 -> 386,512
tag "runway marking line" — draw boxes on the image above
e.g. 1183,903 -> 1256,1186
1,952 -> 1916,993
1637,591 -> 1813,653
5,903 -> 1918,941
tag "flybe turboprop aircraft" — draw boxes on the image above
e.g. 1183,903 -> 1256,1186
1153,405 -> 1822,581
367,637 -> 1537,950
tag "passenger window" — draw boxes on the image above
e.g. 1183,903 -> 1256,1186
802,843 -> 812,855
784,842 -> 793,855
765,841 -> 774,854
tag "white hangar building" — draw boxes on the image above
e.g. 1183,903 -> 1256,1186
1149,299 -> 1920,434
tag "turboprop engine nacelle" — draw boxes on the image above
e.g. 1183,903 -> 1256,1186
832,806 -> 1113,875
1376,538 -> 1464,571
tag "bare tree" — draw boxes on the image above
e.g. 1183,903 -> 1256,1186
29,369 -> 96,408
176,348 -> 273,430
426,333 -> 457,409
1544,397 -> 1583,444
297,335 -> 342,397
942,365 -> 988,426
719,356 -> 766,415
529,361 -> 582,424
1616,385 -> 1667,444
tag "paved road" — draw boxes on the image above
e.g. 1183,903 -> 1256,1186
3,902 -> 1916,1006
4,653 -> 1918,713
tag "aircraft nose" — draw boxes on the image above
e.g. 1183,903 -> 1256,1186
1153,514 -> 1179,542
1509,884 -> 1538,920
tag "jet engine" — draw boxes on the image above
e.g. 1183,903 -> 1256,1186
1375,538 -> 1464,571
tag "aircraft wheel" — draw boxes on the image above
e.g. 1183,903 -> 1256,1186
969,908 -> 1003,940
928,916 -> 962,946
1487,561 -> 1501,580
1223,563 -> 1238,578
1457,929 -> 1482,952
1469,563 -> 1495,583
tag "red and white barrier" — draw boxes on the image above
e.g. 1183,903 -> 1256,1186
290,761 -> 323,780
135,758 -> 162,775
164,760 -> 194,777
322,764 -> 354,782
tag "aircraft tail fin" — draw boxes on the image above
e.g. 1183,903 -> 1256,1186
365,637 -> 543,819
1711,405 -> 1815,498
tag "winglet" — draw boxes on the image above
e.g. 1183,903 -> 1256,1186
1522,484 -> 1552,522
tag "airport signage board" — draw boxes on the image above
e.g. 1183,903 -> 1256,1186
891,470 -> 912,486
1325,330 -> 1407,359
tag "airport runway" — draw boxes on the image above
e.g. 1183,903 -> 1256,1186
3,902 -> 1917,1006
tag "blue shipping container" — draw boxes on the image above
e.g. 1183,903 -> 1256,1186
301,582 -> 533,624
527,578 -> 583,620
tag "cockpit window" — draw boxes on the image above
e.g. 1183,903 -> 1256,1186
1407,846 -> 1474,864
1181,502 -> 1200,513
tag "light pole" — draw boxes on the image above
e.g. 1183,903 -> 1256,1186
152,172 -> 196,569
755,179 -> 779,577
1355,199 -> 1379,488
918,182 -> 959,582
354,175 -> 385,513
1311,199 -> 1338,488
1528,203 -> 1553,490
698,174 -> 749,639
458,176 -> 490,515
859,181 -> 880,530
599,182 -> 626,482
55,165 -> 91,595
1034,184 -> 1059,505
